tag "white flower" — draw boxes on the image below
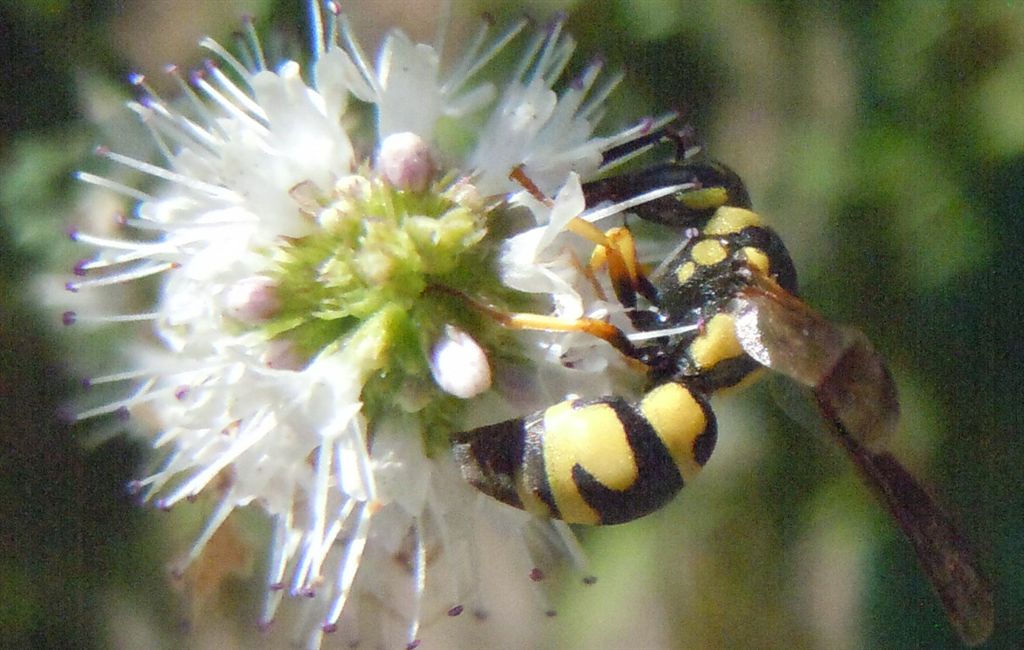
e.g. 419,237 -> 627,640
67,2 -> 670,648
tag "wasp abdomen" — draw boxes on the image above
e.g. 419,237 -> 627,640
452,382 -> 716,525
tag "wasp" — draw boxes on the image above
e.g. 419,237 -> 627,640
450,130 -> 994,646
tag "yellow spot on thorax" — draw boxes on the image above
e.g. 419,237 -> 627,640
740,246 -> 770,274
691,239 -> 728,266
703,207 -> 764,235
639,383 -> 708,481
676,260 -> 696,284
689,313 -> 744,370
680,187 -> 729,211
540,400 -> 638,525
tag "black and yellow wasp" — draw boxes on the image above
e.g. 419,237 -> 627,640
450,129 -> 994,646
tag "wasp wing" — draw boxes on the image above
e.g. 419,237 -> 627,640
731,276 -> 993,646
731,280 -> 898,450
837,433 -> 994,646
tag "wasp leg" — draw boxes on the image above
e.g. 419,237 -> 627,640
497,311 -> 641,363
596,119 -> 700,169
425,284 -> 644,364
568,218 -> 658,313
660,123 -> 703,161
507,164 -> 658,318
567,247 -> 609,304
582,158 -> 752,229
584,224 -> 660,309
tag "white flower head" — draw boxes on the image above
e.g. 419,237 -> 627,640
67,2 -> 670,647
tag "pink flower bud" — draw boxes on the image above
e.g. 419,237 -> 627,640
376,132 -> 435,193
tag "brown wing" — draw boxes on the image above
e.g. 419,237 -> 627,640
731,270 -> 993,646
840,435 -> 994,646
731,272 -> 898,450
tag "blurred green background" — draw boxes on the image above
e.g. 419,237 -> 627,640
1,0 -> 1021,648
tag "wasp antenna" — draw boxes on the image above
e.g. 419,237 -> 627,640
508,164 -> 552,206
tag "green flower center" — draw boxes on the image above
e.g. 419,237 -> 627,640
262,171 -> 518,446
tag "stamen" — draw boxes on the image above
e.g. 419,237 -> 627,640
441,19 -> 491,95
550,519 -> 590,574
203,59 -> 266,120
242,14 -> 267,71
97,147 -> 239,200
127,71 -> 165,105
443,17 -> 528,97
65,312 -> 160,325
323,501 -> 372,628
129,98 -> 220,154
296,498 -> 355,596
68,230 -> 169,252
510,20 -> 547,82
292,441 -> 335,593
152,422 -> 198,449
199,36 -> 253,82
76,250 -> 170,274
191,71 -> 270,134
594,117 -> 668,171
323,2 -> 341,50
349,420 -> 378,503
72,376 -> 157,422
157,413 -> 273,508
534,16 -> 574,86
432,0 -> 454,57
177,490 -> 237,570
160,65 -> 225,142
339,14 -> 382,99
308,0 -> 327,60
121,214 -> 255,232
424,493 -> 474,609
261,511 -> 294,626
65,261 -> 177,291
579,68 -> 624,122
84,368 -> 154,387
406,520 -> 426,649
650,227 -> 700,278
76,172 -> 153,202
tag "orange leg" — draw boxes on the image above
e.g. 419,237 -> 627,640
582,223 -> 659,308
426,284 -> 644,364
501,165 -> 661,358
509,164 -> 652,307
